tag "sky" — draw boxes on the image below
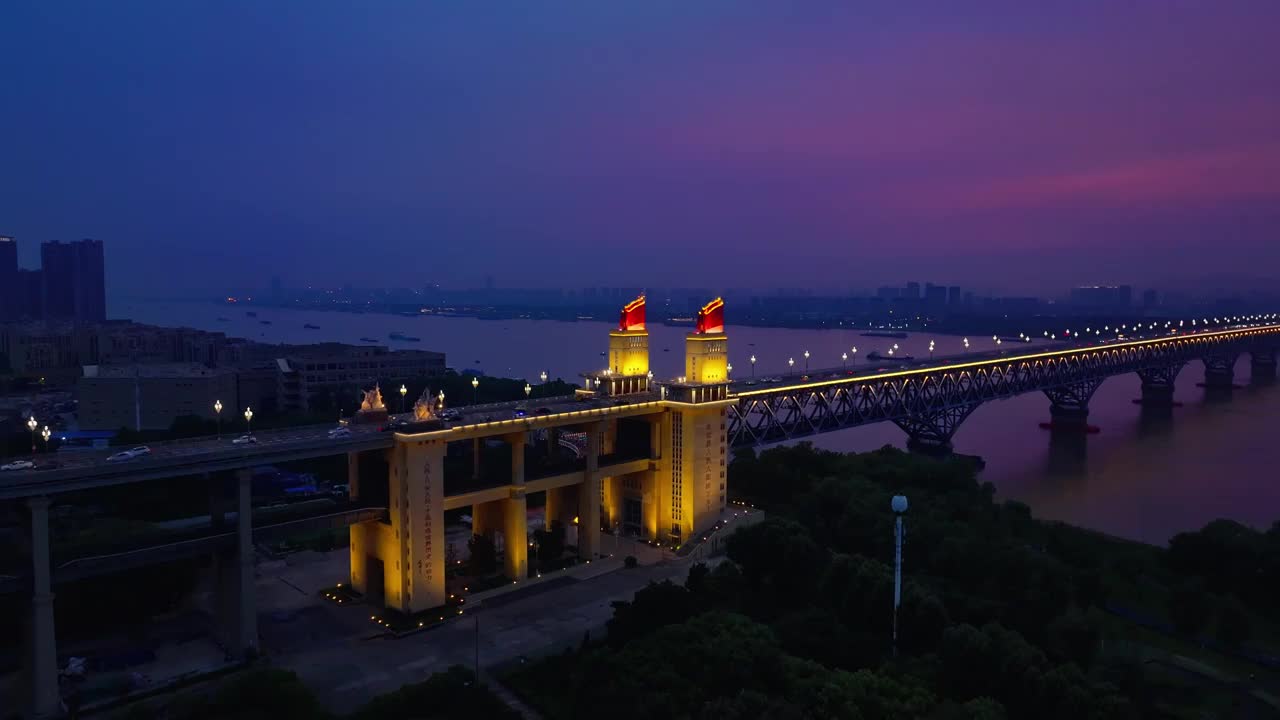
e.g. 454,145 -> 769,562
2,1 -> 1278,298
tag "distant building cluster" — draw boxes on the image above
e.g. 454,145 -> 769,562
0,236 -> 106,323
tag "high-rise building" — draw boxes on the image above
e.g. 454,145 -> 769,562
948,286 -> 962,305
41,239 -> 106,322
925,283 -> 947,308
0,236 -> 16,321
17,269 -> 43,320
904,282 -> 921,299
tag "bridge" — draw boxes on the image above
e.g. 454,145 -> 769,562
4,296 -> 1279,717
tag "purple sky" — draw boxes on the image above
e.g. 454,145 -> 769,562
2,1 -> 1278,297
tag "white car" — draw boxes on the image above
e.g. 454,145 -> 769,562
328,427 -> 352,439
106,446 -> 152,463
232,435 -> 258,445
1,460 -> 34,472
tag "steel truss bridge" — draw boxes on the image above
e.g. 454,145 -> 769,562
726,324 -> 1280,449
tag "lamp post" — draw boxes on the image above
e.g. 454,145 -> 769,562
41,426 -> 50,452
399,384 -> 408,414
750,354 -> 756,377
243,407 -> 253,435
891,495 -> 908,657
524,383 -> 532,399
788,357 -> 795,373
214,399 -> 223,438
471,377 -> 479,404
438,390 -> 445,412
803,350 -> 810,371
27,416 -> 37,454
841,352 -> 848,368
928,340 -> 935,360
540,370 -> 548,385
850,346 -> 858,363
963,337 -> 969,353
726,362 -> 733,377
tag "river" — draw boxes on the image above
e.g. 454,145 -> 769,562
119,300 -> 1279,545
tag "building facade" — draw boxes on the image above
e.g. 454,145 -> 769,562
41,239 -> 106,322
78,363 -> 239,431
276,345 -> 446,411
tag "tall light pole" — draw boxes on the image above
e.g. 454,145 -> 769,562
850,346 -> 857,363
438,390 -> 445,412
41,426 -> 51,452
524,383 -> 532,400
891,494 -> 908,657
963,337 -> 969,353
399,384 -> 408,414
803,350 -> 810,371
750,354 -> 756,377
214,399 -> 223,439
841,352 -> 848,368
244,407 -> 253,435
27,416 -> 37,454
788,357 -> 795,373
726,362 -> 733,378
928,340 -> 935,360
471,376 -> 479,404
540,370 -> 548,385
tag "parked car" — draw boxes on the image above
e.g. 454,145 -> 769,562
327,426 -> 352,439
232,435 -> 258,445
130,446 -> 151,457
1,460 -> 34,472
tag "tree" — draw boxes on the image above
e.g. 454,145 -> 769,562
1046,610 -> 1101,670
1167,580 -> 1213,638
467,534 -> 496,575
1215,596 -> 1252,648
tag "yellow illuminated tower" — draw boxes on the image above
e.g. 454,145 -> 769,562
590,294 -> 653,395
657,298 -> 731,544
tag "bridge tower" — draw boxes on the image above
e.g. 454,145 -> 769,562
656,298 -> 732,546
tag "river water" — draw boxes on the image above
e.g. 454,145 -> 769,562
120,300 -> 1280,545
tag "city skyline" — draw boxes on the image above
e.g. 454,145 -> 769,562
3,2 -> 1279,297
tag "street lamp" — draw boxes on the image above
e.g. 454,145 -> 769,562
399,384 -> 408,413
27,416 -> 37,454
963,337 -> 970,352
524,383 -> 532,399
540,370 -> 548,384
841,352 -> 848,368
750,354 -> 757,377
788,357 -> 795,372
891,495 -> 908,657
803,350 -> 810,371
214,399 -> 223,438
850,346 -> 858,362
726,362 -> 733,376
928,340 -> 935,359
471,376 -> 479,404
243,407 -> 253,435
438,390 -> 445,411
41,426 -> 50,452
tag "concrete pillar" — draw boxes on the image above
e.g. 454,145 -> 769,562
471,500 -> 503,540
1139,382 -> 1175,406
1251,351 -> 1277,383
27,497 -> 60,718
1048,403 -> 1091,432
472,437 -> 481,481
578,422 -> 604,559
503,433 -> 528,580
217,470 -> 258,658
641,470 -> 659,540
347,450 -> 361,502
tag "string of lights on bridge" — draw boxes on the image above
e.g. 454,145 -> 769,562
733,313 -> 1280,377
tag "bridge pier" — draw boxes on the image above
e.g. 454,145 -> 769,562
578,422 -> 604,560
1043,378 -> 1106,432
1201,353 -> 1240,390
893,403 -> 980,456
1136,363 -> 1184,406
502,434 -> 528,581
214,470 -> 257,659
346,451 -> 360,501
1251,349 -> 1277,383
20,496 -> 60,719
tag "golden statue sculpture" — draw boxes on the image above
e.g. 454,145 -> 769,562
360,384 -> 386,413
413,388 -> 435,421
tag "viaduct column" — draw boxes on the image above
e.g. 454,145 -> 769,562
578,421 -> 604,560
503,433 -> 528,580
346,451 -> 361,501
383,438 -> 446,612
216,470 -> 258,658
25,496 -> 60,718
